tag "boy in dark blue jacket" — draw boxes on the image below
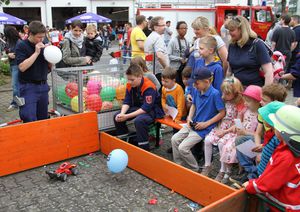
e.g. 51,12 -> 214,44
114,64 -> 164,150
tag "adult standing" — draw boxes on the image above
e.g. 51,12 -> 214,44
143,16 -> 153,37
289,15 -> 300,69
164,21 -> 173,47
187,16 -> 228,73
4,26 -> 21,111
226,16 -> 273,86
220,14 -> 233,47
144,16 -> 170,80
271,14 -> 297,69
131,15 -> 147,58
15,21 -> 50,123
62,20 -> 91,66
167,21 -> 189,88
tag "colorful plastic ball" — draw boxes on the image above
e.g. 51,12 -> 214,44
71,96 -> 85,112
65,82 -> 78,98
100,86 -> 116,101
57,85 -> 71,106
86,94 -> 102,112
107,149 -> 128,173
87,80 -> 102,95
44,45 -> 62,64
115,84 -> 126,100
101,101 -> 113,111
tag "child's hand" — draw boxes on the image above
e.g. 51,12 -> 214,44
174,120 -> 182,124
236,128 -> 246,136
252,144 -> 263,153
195,122 -> 209,130
242,181 -> 249,188
115,113 -> 127,122
187,94 -> 193,103
163,107 -> 168,114
215,130 -> 225,138
256,154 -> 261,164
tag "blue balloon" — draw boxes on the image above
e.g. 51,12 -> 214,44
107,149 -> 128,173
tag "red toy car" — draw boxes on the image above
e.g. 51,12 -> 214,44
46,162 -> 79,182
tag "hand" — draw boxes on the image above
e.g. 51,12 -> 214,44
8,53 -> 15,59
215,130 -> 225,138
174,120 -> 182,124
187,94 -> 193,103
236,128 -> 246,136
181,58 -> 187,64
35,42 -> 45,54
195,122 -> 209,130
85,56 -> 92,64
163,107 -> 169,114
187,119 -> 193,128
242,181 -> 249,188
256,154 -> 261,164
115,114 -> 127,122
252,144 -> 263,153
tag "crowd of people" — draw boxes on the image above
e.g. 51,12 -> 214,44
112,14 -> 300,211
2,12 -> 300,211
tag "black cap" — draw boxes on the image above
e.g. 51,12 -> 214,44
147,16 -> 153,21
188,67 -> 213,84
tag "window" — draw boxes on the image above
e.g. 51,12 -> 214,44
255,10 -> 272,22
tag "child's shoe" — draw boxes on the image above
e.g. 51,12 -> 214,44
201,166 -> 212,176
221,173 -> 230,184
214,172 -> 225,182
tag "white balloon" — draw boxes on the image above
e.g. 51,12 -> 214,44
44,45 -> 62,64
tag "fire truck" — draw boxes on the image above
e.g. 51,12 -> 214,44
137,5 -> 274,41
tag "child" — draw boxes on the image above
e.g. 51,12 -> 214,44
201,77 -> 244,181
244,105 -> 300,211
219,85 -> 262,183
161,67 -> 186,123
230,83 -> 288,184
192,35 -> 224,93
181,66 -> 192,110
114,64 -> 164,150
85,24 -> 103,64
130,56 -> 161,90
171,67 -> 225,172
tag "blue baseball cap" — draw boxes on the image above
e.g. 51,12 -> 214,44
188,67 -> 213,85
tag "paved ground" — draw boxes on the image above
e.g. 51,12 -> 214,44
0,43 -> 298,211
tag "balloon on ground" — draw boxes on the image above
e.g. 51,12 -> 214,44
107,149 -> 128,173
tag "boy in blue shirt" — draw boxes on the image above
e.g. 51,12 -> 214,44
171,67 -> 225,172
192,35 -> 224,93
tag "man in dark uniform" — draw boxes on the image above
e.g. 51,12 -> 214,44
15,21 -> 51,123
114,64 -> 164,150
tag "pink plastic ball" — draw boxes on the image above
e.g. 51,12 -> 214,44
87,80 -> 102,95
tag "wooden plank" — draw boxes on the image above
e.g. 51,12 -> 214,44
155,117 -> 186,130
100,132 -> 235,206
0,112 -> 99,177
202,189 -> 248,212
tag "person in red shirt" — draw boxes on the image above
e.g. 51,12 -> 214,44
243,105 -> 300,211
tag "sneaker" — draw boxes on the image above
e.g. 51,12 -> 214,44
214,172 -> 225,182
201,166 -> 212,176
229,172 -> 248,185
166,147 -> 173,154
6,104 -> 17,112
221,173 -> 230,184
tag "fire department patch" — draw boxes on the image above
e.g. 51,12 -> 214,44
296,163 -> 300,174
146,96 -> 152,104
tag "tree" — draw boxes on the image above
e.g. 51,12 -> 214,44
0,0 -> 10,5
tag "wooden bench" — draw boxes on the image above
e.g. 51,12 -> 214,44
154,117 -> 186,147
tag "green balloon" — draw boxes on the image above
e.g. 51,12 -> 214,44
120,77 -> 127,85
57,85 -> 71,106
100,86 -> 116,102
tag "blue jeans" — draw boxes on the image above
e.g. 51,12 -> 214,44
10,65 -> 20,106
19,82 -> 49,123
235,135 -> 258,179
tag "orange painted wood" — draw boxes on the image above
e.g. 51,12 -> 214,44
100,132 -> 235,206
155,117 -> 186,130
201,189 -> 247,212
0,112 -> 99,177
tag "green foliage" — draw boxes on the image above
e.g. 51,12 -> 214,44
0,60 -> 10,76
0,0 -> 10,5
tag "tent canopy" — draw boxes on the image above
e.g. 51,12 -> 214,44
65,12 -> 111,24
0,12 -> 27,25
